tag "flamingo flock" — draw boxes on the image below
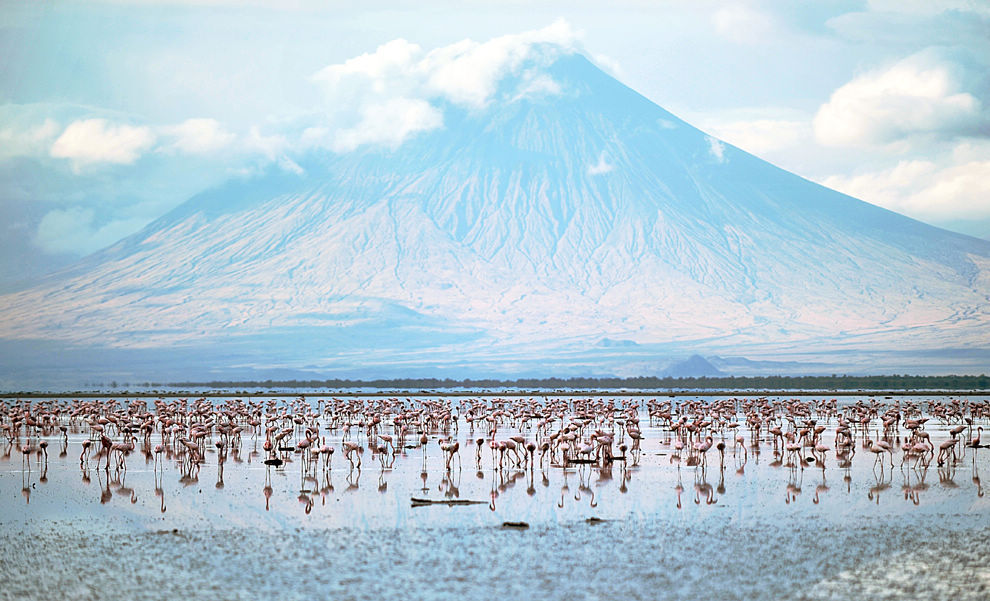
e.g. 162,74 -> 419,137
2,394 -> 989,510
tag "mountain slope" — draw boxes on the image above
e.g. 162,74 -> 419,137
2,53 -> 988,384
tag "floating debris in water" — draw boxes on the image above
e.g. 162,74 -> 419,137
410,497 -> 486,506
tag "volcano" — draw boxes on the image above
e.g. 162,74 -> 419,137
2,49 -> 989,386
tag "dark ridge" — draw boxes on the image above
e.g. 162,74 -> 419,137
156,374 -> 990,391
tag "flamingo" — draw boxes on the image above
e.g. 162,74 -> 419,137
80,439 -> 92,467
937,439 -> 958,466
734,434 -> 747,460
695,435 -> 714,468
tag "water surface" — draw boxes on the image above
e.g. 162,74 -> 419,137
1,394 -> 988,600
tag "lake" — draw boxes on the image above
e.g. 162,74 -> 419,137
1,394 -> 988,600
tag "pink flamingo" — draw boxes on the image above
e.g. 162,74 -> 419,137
734,434 -> 747,460
695,435 -> 714,468
153,444 -> 164,473
80,439 -> 92,467
20,443 -> 31,472
343,441 -> 362,469
937,439 -> 958,465
96,435 -> 112,470
419,433 -> 429,470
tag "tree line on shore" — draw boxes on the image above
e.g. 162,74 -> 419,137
146,373 -> 989,391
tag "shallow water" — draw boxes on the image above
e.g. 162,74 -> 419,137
1,394 -> 988,600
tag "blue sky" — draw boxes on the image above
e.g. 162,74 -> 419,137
1,1 -> 988,290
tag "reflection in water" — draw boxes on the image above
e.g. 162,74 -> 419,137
618,463 -> 631,494
735,450 -> 747,476
939,463 -> 958,488
695,466 -> 716,505
901,465 -> 921,505
556,468 -> 570,509
785,467 -> 802,504
112,469 -> 137,504
868,467 -> 892,504
264,465 -> 274,511
346,466 -> 361,492
490,470 -> 498,512
320,469 -> 334,506
298,489 -> 313,514
98,470 -> 112,505
21,469 -> 31,504
441,468 -> 460,499
814,479 -> 829,504
576,466 -> 596,507
769,448 -> 783,469
155,483 -> 166,513
2,394 -> 990,523
179,460 -> 200,487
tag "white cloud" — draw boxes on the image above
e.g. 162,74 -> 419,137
864,0 -> 990,16
160,118 -> 235,154
0,119 -> 60,161
821,144 -> 990,223
240,127 -> 305,174
34,207 -> 148,255
510,72 -> 563,103
420,19 -> 579,108
333,97 -> 443,153
312,38 -> 423,98
813,50 -> 986,147
707,136 -> 726,163
308,20 -> 582,152
591,53 -> 622,78
244,126 -> 288,160
587,151 -> 614,176
277,156 -> 305,175
50,119 -> 156,168
826,4 -> 990,46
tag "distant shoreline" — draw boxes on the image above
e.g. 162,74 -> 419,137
4,373 -> 986,398
2,389 -> 987,399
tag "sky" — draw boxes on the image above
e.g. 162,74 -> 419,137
1,0 -> 988,291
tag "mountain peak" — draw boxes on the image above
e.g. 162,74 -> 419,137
1,38 -> 988,386
664,355 -> 723,378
